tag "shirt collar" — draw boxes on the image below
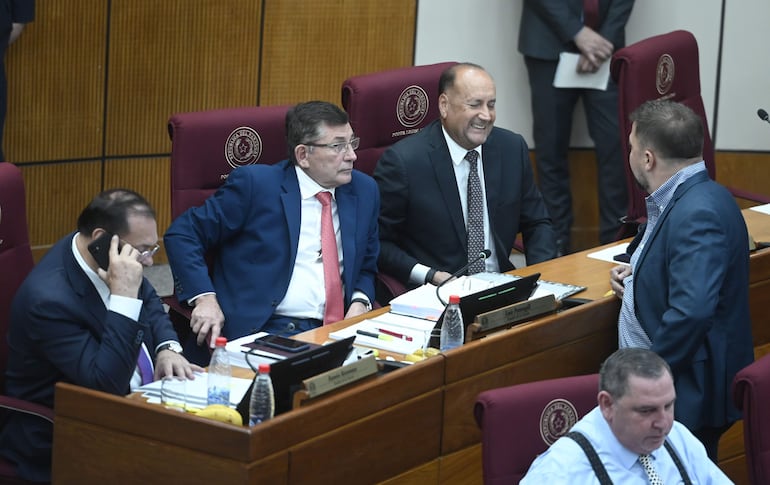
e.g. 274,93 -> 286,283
294,165 -> 336,200
72,233 -> 110,305
441,126 -> 481,167
647,161 -> 706,213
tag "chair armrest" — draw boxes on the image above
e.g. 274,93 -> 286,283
0,395 -> 54,423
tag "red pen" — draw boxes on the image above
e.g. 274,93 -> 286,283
377,327 -> 413,341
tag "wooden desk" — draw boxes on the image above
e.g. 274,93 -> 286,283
52,208 -> 770,484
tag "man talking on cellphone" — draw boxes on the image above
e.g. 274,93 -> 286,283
0,188 -> 201,482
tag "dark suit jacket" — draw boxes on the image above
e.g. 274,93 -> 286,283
518,0 -> 634,60
374,120 -> 556,285
164,160 -> 380,338
631,171 -> 753,430
0,232 -> 177,482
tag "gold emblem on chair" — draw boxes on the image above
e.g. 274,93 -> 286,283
539,398 -> 578,445
396,85 -> 429,130
225,127 -> 263,169
656,54 -> 675,96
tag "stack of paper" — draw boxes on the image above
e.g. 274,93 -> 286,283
139,371 -> 253,410
328,312 -> 435,354
389,275 -> 508,320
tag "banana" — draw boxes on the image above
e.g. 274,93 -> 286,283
193,404 -> 243,425
405,346 -> 441,361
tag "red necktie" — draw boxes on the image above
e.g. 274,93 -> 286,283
583,0 -> 600,29
316,191 -> 344,324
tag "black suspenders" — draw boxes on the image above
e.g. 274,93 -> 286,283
566,431 -> 693,485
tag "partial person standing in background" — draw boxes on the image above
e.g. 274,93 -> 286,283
609,100 -> 754,462
519,0 -> 634,255
0,0 -> 34,161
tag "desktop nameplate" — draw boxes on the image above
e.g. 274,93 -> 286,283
301,355 -> 378,399
474,294 -> 557,332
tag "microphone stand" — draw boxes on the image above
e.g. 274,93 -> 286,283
434,250 -> 491,306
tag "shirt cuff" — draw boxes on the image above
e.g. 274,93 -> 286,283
188,291 -> 216,306
108,294 -> 142,321
409,263 -> 431,285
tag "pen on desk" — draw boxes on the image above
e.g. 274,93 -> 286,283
377,327 -> 413,341
356,329 -> 394,341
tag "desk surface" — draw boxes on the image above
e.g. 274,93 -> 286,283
52,207 -> 770,484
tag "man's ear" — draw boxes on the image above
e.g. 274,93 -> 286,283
295,145 -> 310,169
598,390 -> 614,420
438,93 -> 449,119
90,227 -> 108,241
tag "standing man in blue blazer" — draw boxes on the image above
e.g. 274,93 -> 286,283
165,101 -> 379,362
609,100 -> 754,461
519,0 -> 635,254
0,189 -> 200,482
374,63 -> 556,290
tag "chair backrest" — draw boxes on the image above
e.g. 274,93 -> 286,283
168,105 -> 291,219
610,30 -> 715,234
0,162 -> 34,393
733,354 -> 770,485
341,62 -> 458,176
474,373 -> 599,484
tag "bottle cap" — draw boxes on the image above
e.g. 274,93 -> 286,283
214,336 -> 227,346
258,363 -> 271,373
448,294 -> 461,304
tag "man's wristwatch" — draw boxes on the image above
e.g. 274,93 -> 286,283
351,298 -> 372,312
156,341 -> 183,355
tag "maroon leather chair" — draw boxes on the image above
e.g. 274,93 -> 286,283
165,105 -> 291,333
733,353 -> 770,485
341,61 -> 457,177
0,162 -> 55,483
611,30 -> 769,238
474,373 -> 599,484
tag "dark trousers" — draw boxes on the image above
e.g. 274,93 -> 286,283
693,424 -> 731,463
524,56 -> 627,251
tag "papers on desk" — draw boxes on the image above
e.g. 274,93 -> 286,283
329,312 -> 432,355
389,274 -> 515,321
750,203 -> 770,215
553,52 -> 610,90
139,371 -> 253,410
587,242 -> 631,265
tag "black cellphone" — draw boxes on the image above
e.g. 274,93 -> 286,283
253,334 -> 310,353
87,232 -> 117,270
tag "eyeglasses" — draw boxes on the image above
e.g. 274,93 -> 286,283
137,244 -> 160,262
304,137 -> 360,154
121,240 -> 160,262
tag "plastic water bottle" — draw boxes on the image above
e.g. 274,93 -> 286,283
207,336 -> 231,405
440,294 -> 464,351
249,363 -> 275,425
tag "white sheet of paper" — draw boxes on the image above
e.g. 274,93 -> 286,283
553,52 -> 610,90
587,242 -> 631,265
750,203 -> 770,215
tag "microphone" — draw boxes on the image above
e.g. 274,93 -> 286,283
758,108 -> 770,124
435,249 -> 492,306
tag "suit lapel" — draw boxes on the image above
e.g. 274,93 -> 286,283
635,172 -> 708,269
280,163 -> 302,268
336,183 -> 357,302
427,125 -> 466,246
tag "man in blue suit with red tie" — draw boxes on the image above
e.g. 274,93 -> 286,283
165,101 -> 379,363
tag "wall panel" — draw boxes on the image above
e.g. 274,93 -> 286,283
21,161 -> 102,261
5,1 -> 106,163
260,0 -> 417,106
105,0 -> 263,156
